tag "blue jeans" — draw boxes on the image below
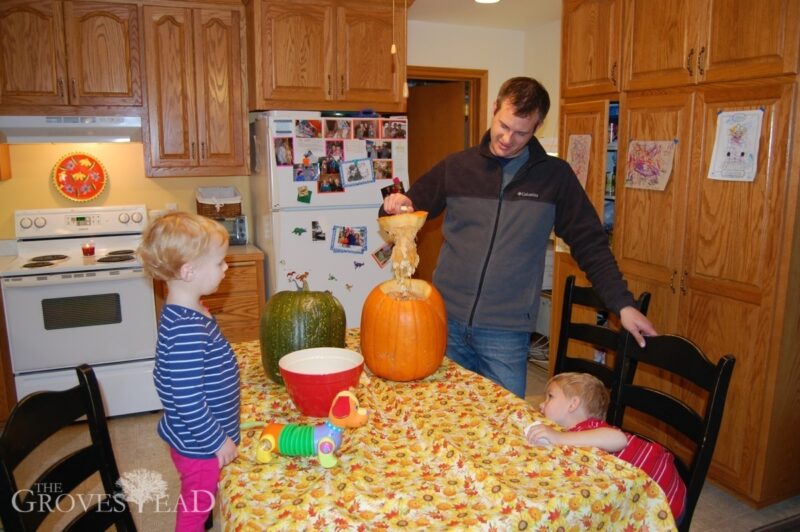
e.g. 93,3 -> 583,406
446,318 -> 531,397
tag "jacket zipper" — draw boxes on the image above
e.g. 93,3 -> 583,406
467,179 -> 505,326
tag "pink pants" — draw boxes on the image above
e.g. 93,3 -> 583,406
169,448 -> 220,532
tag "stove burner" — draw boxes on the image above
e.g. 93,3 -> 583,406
30,254 -> 68,262
22,261 -> 54,268
97,255 -> 135,263
107,249 -> 135,256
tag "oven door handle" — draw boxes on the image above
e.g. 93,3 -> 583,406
1,268 -> 149,288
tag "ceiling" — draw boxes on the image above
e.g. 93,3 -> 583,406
407,0 -> 561,31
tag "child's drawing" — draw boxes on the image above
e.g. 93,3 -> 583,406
566,134 -> 591,188
624,140 -> 676,191
708,110 -> 763,182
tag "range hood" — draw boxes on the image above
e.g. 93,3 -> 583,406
0,115 -> 142,143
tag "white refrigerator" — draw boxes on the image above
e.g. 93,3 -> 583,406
251,111 -> 409,326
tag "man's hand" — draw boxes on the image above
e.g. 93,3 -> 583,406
619,306 -> 657,347
382,193 -> 413,214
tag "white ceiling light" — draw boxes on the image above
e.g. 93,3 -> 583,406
475,0 -> 500,4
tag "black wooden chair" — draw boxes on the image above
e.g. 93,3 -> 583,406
553,274 -> 651,422
0,365 -> 137,531
610,334 -> 736,532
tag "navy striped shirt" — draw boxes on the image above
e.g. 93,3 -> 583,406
153,305 -> 241,458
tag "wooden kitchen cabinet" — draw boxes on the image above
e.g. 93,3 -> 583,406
558,0 -> 800,506
561,0 -> 622,98
622,0 -> 800,91
0,0 -> 143,109
142,4 -> 247,177
613,82 -> 800,505
154,246 -> 265,344
245,0 -> 406,112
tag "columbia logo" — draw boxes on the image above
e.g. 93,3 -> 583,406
516,191 -> 538,198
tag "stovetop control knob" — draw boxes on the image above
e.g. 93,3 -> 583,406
131,212 -> 143,224
34,216 -> 46,229
19,217 -> 33,229
118,212 -> 131,224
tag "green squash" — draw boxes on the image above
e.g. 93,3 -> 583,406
260,280 -> 346,384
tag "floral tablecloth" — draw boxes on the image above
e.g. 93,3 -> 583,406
221,331 -> 676,531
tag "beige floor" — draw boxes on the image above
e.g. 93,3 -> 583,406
2,363 -> 798,531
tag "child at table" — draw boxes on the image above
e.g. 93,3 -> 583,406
138,212 -> 241,531
525,372 -> 686,522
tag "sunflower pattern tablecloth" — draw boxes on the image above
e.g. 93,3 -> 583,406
221,332 -> 676,531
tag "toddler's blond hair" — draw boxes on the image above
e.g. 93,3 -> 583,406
548,372 -> 609,420
137,212 -> 228,281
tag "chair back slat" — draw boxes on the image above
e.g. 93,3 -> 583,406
553,275 -> 651,422
613,334 -> 736,532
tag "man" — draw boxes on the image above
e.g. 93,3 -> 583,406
380,77 -> 655,397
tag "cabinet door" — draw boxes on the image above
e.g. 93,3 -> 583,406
680,83 -> 794,493
254,0 -> 335,106
613,92 -> 694,334
143,6 -> 197,169
336,1 -> 402,105
622,0 -> 700,91
699,0 -> 799,83
0,0 -> 68,106
559,99 -> 611,215
63,1 -> 142,106
193,8 -> 245,169
561,0 -> 621,98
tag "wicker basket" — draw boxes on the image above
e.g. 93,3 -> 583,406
196,187 -> 242,218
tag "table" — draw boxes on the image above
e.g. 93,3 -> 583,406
221,331 -> 676,530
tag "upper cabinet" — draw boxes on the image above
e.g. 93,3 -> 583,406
0,0 -> 142,108
142,5 -> 247,177
622,0 -> 800,91
246,0 -> 406,112
561,0 -> 621,98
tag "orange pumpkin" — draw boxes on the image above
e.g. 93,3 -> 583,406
360,278 -> 447,381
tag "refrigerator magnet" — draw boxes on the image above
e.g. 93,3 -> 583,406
374,159 -> 393,180
341,158 -> 374,187
331,225 -> 367,254
296,186 -> 312,204
372,243 -> 393,268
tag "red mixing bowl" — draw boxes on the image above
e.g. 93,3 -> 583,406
279,347 -> 364,417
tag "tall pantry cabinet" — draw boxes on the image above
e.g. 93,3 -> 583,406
556,0 -> 800,506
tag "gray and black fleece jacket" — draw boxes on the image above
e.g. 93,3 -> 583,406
380,132 -> 635,333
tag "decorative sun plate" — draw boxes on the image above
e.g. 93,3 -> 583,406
52,152 -> 108,202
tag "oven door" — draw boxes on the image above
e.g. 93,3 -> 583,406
1,267 -> 157,373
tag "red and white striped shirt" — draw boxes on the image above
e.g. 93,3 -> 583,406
571,418 -> 686,519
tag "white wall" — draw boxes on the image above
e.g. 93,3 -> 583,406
408,19 -> 561,152
524,19 -> 561,153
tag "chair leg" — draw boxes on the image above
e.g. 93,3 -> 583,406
204,510 -> 214,530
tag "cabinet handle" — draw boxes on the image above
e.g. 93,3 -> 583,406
57,77 -> 64,98
201,142 -> 206,159
686,48 -> 695,76
698,46 -> 706,76
679,270 -> 687,295
610,61 -> 617,86
669,270 -> 676,294
328,74 -> 332,96
191,142 -> 196,159
70,78 -> 77,99
340,75 -> 344,97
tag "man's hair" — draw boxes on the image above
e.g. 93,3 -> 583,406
548,372 -> 609,420
137,211 -> 228,281
495,77 -> 551,120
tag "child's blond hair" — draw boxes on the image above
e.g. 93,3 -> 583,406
137,212 -> 228,281
548,372 -> 609,420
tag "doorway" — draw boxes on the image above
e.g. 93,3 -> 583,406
406,66 -> 487,282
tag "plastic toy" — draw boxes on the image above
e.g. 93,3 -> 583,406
256,390 -> 368,468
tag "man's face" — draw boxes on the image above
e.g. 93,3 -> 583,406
488,100 -> 540,158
